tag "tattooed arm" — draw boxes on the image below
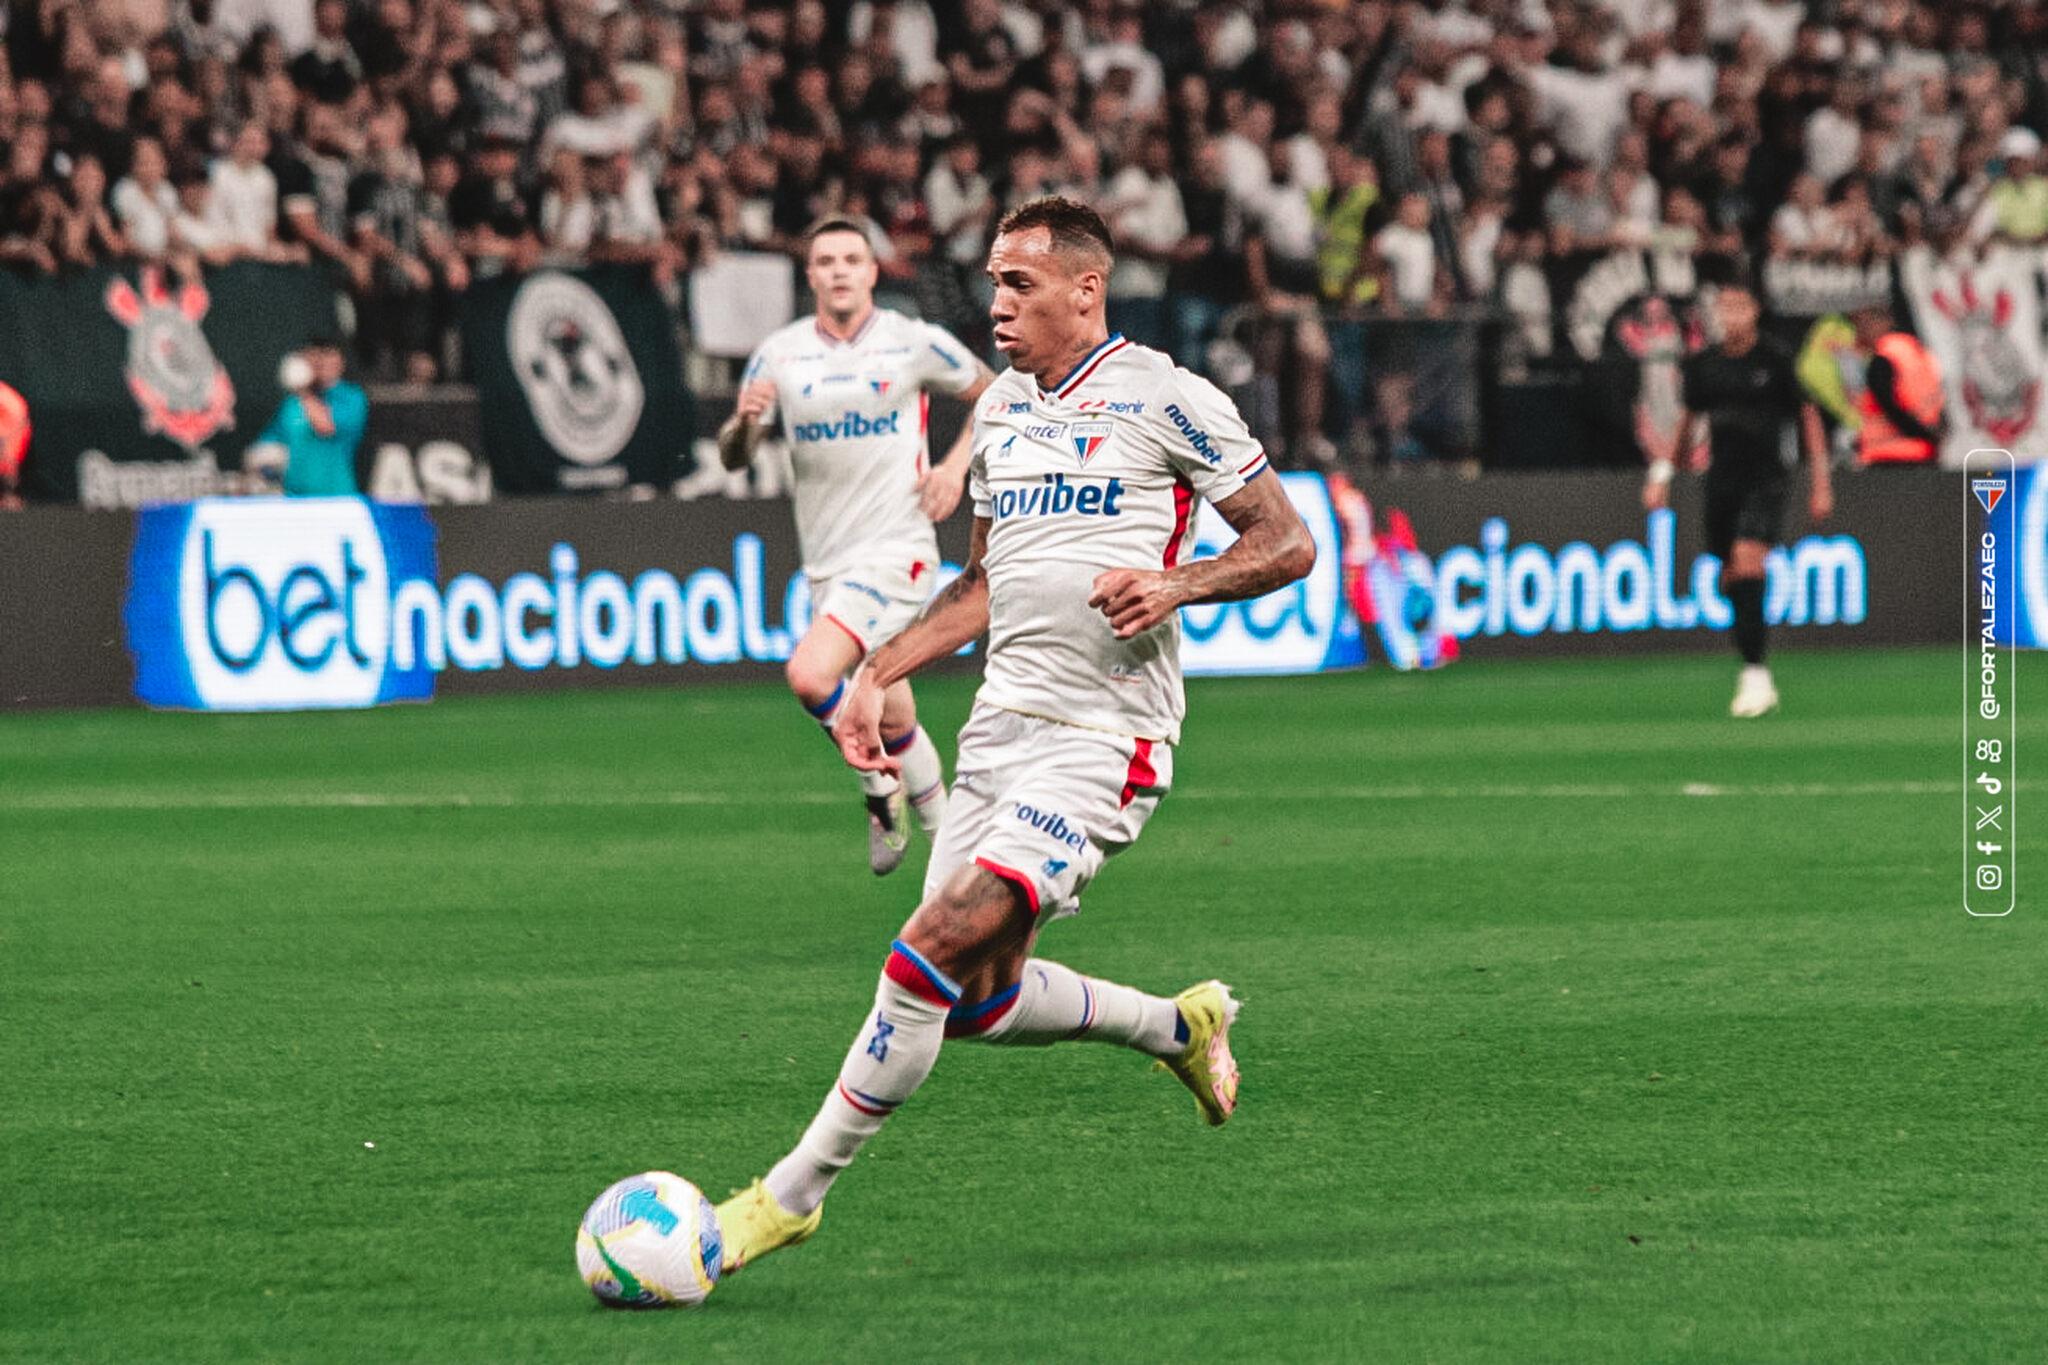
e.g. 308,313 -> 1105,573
1086,474 -> 1316,640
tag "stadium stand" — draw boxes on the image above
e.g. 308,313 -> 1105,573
1,0 -> 2043,469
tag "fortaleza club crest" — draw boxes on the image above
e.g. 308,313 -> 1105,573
1931,273 -> 2041,444
1070,419 -> 1112,467
1973,477 -> 2007,513
104,267 -> 236,450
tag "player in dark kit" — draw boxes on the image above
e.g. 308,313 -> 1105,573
1644,280 -> 1830,717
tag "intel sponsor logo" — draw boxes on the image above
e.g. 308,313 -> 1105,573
990,473 -> 1126,520
790,410 -> 901,442
1164,404 -> 1222,465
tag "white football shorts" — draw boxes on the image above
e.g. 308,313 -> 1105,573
809,552 -> 938,655
923,700 -> 1173,920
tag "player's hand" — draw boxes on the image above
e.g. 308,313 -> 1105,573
1641,478 -> 1669,512
1089,568 -> 1185,640
1809,483 -> 1833,526
735,380 -> 776,423
917,461 -> 967,522
832,672 -> 900,775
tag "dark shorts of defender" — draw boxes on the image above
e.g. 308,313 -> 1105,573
1703,472 -> 1788,558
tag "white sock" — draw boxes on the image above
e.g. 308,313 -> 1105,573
802,681 -> 900,799
764,940 -> 957,1215
886,726 -> 947,833
948,959 -> 1183,1057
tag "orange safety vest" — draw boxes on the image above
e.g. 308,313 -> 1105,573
1856,333 -> 1942,465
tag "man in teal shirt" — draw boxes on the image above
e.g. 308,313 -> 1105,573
259,340 -> 368,496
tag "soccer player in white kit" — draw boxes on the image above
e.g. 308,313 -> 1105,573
714,197 -> 1316,1268
718,217 -> 995,875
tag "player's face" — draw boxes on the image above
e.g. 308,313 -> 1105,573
806,231 -> 878,323
986,227 -> 1102,374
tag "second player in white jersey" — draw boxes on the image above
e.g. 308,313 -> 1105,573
743,307 -> 983,586
718,217 -> 993,877
968,333 -> 1269,743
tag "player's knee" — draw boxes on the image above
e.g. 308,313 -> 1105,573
900,866 -> 1029,980
879,696 -> 916,742
785,655 -> 840,709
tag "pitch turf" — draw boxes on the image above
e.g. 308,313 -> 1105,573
2,647 -> 2042,1363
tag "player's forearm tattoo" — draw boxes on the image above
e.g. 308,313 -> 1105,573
1170,490 -> 1315,606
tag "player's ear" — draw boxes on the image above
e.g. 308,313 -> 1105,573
1074,266 -> 1102,313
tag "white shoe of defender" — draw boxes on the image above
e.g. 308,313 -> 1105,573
1730,665 -> 1779,719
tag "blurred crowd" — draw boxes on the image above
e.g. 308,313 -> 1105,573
2,0 -> 2046,452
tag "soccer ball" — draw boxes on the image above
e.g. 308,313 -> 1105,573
575,1171 -> 724,1308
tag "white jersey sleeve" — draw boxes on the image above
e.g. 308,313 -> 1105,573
911,321 -> 983,398
1147,368 -> 1271,505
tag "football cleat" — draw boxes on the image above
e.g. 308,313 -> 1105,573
1730,665 -> 1779,719
712,1180 -> 822,1274
1154,980 -> 1242,1127
867,787 -> 910,875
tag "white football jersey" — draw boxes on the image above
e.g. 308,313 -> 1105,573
969,334 -> 1270,743
743,309 -> 982,580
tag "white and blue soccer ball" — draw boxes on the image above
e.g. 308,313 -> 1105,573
575,1171 -> 723,1308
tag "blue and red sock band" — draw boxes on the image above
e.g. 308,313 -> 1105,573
803,679 -> 846,720
945,982 -> 1021,1038
836,1081 -> 901,1117
884,938 -> 961,1007
881,727 -> 919,757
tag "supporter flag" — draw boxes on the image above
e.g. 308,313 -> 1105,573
461,265 -> 693,493
0,263 -> 338,503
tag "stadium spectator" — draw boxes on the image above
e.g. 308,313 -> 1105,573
1167,136 -> 1239,370
1373,192 -> 1446,318
204,119 -> 296,260
349,102 -> 438,380
256,338 -> 367,496
1245,139 -> 1332,466
0,0 -> 2035,479
1971,128 -> 2048,246
286,0 -> 359,105
1102,127 -> 1182,353
51,154 -> 129,267
276,98 -> 367,290
112,134 -> 180,261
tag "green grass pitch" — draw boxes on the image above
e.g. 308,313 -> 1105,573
2,647 -> 2042,1363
